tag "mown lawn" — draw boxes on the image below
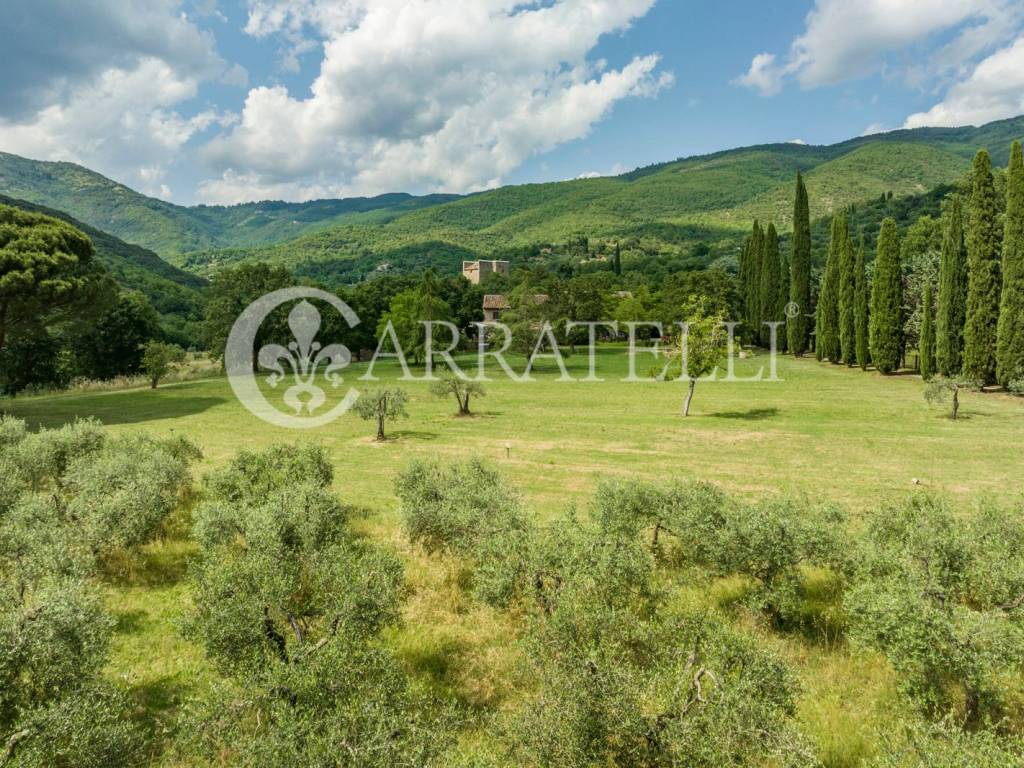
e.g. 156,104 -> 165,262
8,348 -> 1023,513
5,348 -> 1024,765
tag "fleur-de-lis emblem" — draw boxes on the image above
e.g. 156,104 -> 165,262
258,300 -> 351,415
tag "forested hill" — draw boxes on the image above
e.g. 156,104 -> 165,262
0,151 -> 460,257
0,194 -> 205,341
2,116 -> 1023,278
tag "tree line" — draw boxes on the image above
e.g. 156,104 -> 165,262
739,141 -> 1024,389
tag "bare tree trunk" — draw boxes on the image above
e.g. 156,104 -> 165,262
377,414 -> 386,441
462,392 -> 471,415
682,380 -> 696,417
951,388 -> 959,421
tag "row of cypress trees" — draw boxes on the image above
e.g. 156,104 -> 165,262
770,142 -> 1024,387
921,143 -> 1024,387
737,220 -> 788,349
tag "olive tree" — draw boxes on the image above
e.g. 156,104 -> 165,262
183,444 -> 453,766
353,387 -> 408,440
924,376 -> 978,420
847,497 -> 1024,726
0,418 -> 161,767
506,603 -> 815,768
429,374 -> 485,416
63,434 -> 195,563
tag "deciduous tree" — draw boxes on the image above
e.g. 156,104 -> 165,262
140,340 -> 185,389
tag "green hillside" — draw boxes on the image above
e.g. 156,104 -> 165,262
0,194 -> 205,342
0,151 -> 459,256
3,116 -> 1022,279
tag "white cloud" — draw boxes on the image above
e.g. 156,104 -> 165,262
904,35 -> 1024,127
0,1 -> 247,199
0,58 -> 234,198
736,0 -> 1022,96
197,0 -> 670,203
734,53 -> 785,97
787,139 -> 807,145
862,123 -> 891,136
0,0 -> 226,120
574,163 -> 628,180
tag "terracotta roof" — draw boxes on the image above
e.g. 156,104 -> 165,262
483,294 -> 511,310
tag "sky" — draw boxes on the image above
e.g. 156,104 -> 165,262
2,0 -> 1023,206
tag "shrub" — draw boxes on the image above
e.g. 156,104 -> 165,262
0,413 -> 27,450
8,685 -> 145,768
204,443 -> 332,504
847,497 -> 1024,725
0,580 -> 112,730
6,418 -> 105,492
396,458 -> 527,557
507,603 -> 814,768
63,434 -> 195,561
184,444 -> 451,765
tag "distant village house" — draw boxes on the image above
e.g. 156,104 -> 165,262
462,259 -> 509,285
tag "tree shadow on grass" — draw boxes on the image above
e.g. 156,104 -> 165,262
112,609 -> 148,634
4,383 -> 227,429
388,429 -> 440,441
709,407 -> 780,421
127,674 -> 195,746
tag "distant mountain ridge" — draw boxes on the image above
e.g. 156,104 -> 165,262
2,116 -> 1023,278
0,150 -> 461,257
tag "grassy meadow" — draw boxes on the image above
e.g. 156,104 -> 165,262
5,348 -> 1024,765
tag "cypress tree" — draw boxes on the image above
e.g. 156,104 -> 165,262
854,233 -> 870,370
759,223 -> 782,346
997,140 -> 1024,386
963,149 -> 1002,386
817,214 -> 845,363
746,221 -> 764,338
870,218 -> 903,374
612,242 -> 622,276
777,246 -> 790,353
838,217 -> 857,365
920,282 -> 936,379
788,171 -> 812,356
738,236 -> 751,322
936,195 -> 968,376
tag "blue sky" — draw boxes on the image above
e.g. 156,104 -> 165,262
2,0 -> 1023,205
